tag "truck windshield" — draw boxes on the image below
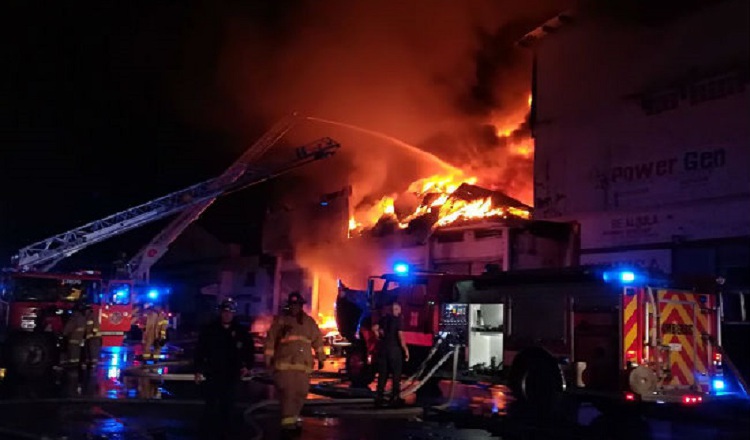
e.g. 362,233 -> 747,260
10,277 -> 99,303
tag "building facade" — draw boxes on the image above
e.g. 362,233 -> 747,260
526,0 -> 750,289
154,225 -> 274,328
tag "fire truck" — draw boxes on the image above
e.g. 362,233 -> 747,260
1,118 -> 340,377
127,284 -> 177,342
338,263 -> 741,408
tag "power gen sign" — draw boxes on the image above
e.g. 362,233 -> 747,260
602,146 -> 744,211
610,148 -> 726,184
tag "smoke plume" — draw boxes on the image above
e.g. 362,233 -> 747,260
199,0 -> 572,305
209,0 -> 570,199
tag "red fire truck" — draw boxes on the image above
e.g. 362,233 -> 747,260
0,270 -> 134,376
337,264 -> 741,408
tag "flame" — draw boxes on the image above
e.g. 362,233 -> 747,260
348,172 -> 529,235
435,197 -> 530,228
318,313 -> 338,331
483,95 -> 534,164
511,137 -> 534,159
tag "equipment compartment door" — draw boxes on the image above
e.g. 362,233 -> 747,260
658,290 -> 708,388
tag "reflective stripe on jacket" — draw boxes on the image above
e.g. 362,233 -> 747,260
264,313 -> 325,373
84,311 -> 100,340
157,313 -> 169,339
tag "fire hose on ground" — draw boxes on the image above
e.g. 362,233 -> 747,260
400,345 -> 461,401
118,339 -> 462,440
241,343 -> 463,440
401,333 -> 447,389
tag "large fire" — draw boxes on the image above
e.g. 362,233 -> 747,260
314,94 -> 534,330
348,171 -> 531,235
347,94 -> 533,236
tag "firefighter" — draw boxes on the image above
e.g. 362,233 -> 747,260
264,292 -> 326,433
62,302 -> 88,368
155,305 -> 169,353
373,301 -> 409,408
141,303 -> 162,360
83,305 -> 102,368
194,298 -> 253,440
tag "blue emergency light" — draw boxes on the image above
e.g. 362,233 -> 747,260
603,270 -> 637,284
713,379 -> 725,391
393,262 -> 410,275
147,289 -> 159,300
114,288 -> 129,300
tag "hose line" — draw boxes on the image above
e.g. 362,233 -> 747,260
400,346 -> 458,398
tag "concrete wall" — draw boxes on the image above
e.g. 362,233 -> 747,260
531,0 -> 750,282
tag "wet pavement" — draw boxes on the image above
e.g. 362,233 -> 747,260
0,344 -> 748,439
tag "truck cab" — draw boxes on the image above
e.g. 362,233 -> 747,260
0,271 -> 102,377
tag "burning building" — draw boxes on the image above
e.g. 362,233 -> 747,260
262,174 -> 578,328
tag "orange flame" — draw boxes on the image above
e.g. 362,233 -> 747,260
345,92 -> 534,235
318,313 -> 339,335
348,172 -> 530,235
435,197 -> 530,228
317,313 -> 337,328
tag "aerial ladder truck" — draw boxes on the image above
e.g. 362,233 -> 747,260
1,117 -> 340,377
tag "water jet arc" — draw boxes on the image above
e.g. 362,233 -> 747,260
306,116 -> 460,173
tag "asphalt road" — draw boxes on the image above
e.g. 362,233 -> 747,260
0,344 -> 747,440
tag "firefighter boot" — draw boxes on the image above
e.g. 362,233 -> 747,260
275,370 -> 309,433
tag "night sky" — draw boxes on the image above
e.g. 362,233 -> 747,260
0,2 -> 294,266
1,0 -> 583,269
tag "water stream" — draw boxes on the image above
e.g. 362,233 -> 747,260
306,116 -> 460,174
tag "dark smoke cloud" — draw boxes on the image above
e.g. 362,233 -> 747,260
204,1 -> 572,193
200,0 -> 576,302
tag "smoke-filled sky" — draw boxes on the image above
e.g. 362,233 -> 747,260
1,0 -> 573,265
209,0 -> 572,200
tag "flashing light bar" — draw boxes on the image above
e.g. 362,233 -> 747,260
393,263 -> 409,275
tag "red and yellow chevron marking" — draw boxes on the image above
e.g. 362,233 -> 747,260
658,290 -> 711,389
622,289 -> 643,367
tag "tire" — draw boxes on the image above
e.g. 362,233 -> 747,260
346,341 -> 374,388
509,348 -> 565,415
7,332 -> 57,379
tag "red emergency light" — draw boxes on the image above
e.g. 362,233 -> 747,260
682,395 -> 703,405
624,392 -> 636,401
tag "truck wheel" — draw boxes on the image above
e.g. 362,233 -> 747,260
7,333 -> 56,379
509,348 -> 565,414
346,341 -> 374,388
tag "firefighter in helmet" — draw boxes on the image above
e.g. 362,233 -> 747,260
142,303 -> 167,360
83,304 -> 102,368
264,292 -> 326,433
62,301 -> 88,368
194,298 -> 253,439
